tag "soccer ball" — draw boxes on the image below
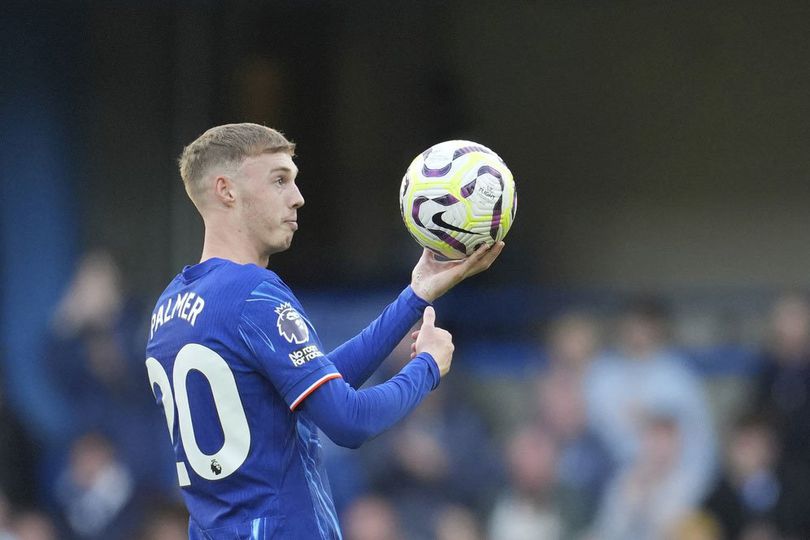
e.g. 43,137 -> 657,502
399,140 -> 517,260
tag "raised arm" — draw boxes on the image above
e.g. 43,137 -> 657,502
302,355 -> 437,448
329,242 -> 505,388
303,307 -> 454,448
327,287 -> 428,388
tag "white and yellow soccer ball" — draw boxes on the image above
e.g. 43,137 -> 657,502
399,140 -> 517,260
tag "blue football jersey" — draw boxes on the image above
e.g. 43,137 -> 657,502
145,257 -> 343,538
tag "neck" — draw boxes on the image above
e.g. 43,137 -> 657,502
200,221 -> 269,268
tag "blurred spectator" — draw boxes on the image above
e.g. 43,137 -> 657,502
543,312 -> 601,376
0,492 -> 13,540
703,414 -> 810,539
53,432 -> 140,540
754,293 -> 810,465
488,426 -> 586,540
592,413 -> 697,540
343,495 -> 401,540
320,332 -> 419,517
585,298 -> 717,508
10,511 -> 57,540
137,502 -> 189,540
43,250 -> 175,492
362,378 -> 501,540
435,505 -> 483,540
666,511 -> 722,540
533,313 -> 613,523
737,523 -> 781,540
329,331 -> 500,539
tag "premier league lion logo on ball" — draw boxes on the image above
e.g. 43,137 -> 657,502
275,302 -> 310,345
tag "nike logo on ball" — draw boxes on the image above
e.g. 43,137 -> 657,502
431,212 -> 480,235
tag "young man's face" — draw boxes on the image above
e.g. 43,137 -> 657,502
234,152 -> 304,256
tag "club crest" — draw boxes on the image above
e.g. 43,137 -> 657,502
275,302 -> 309,344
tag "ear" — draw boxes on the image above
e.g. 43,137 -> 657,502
213,175 -> 236,206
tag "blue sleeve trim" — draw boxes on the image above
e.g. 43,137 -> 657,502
403,285 -> 432,310
417,352 -> 440,390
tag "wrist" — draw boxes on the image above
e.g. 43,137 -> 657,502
413,352 -> 441,389
404,285 -> 432,309
410,281 -> 436,303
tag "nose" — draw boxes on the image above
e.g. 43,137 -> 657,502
291,183 -> 304,209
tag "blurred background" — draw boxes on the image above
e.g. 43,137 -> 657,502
2,1 -> 810,539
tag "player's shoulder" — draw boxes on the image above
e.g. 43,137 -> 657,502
233,264 -> 291,299
242,272 -> 297,309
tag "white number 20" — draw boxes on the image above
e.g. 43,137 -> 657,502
146,344 -> 251,486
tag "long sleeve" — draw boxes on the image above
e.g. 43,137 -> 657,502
328,286 -> 429,388
300,353 -> 440,449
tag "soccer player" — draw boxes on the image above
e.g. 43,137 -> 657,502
145,123 -> 504,539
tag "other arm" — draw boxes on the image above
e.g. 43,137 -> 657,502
330,241 -> 505,387
301,354 -> 439,448
304,306 -> 454,448
328,286 -> 428,388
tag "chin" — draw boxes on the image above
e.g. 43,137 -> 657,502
267,237 -> 294,256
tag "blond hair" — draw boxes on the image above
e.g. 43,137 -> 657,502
178,123 -> 295,199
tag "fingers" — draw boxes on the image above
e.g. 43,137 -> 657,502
411,330 -> 420,339
481,240 -> 504,265
465,241 -> 505,276
421,306 -> 436,328
468,241 -> 494,262
459,241 -> 499,269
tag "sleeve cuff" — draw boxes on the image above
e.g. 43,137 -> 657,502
404,286 -> 432,311
415,352 -> 441,391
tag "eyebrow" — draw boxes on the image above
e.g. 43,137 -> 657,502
267,166 -> 299,177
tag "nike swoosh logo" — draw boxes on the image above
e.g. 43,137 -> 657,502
431,211 -> 480,235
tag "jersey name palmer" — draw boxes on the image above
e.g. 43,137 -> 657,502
150,292 -> 206,339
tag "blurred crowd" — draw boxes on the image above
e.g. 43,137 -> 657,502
2,251 -> 810,540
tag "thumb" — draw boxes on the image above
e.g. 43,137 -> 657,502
421,306 -> 436,328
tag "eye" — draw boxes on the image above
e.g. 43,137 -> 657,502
275,176 -> 286,186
